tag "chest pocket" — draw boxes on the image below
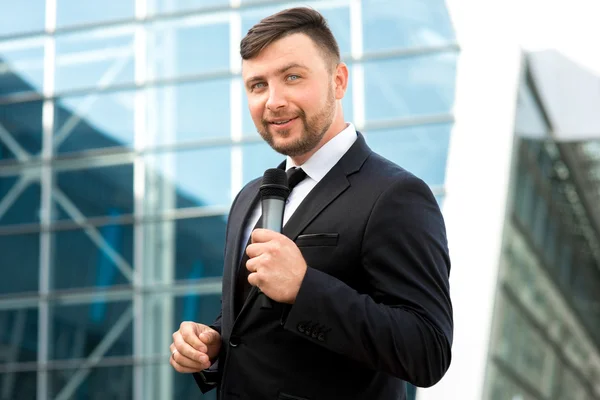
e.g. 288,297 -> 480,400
295,233 -> 338,247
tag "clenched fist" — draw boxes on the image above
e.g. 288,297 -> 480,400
245,228 -> 308,304
170,322 -> 221,373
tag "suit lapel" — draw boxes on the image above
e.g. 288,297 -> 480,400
236,133 -> 372,318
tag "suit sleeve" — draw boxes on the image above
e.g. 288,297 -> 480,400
283,176 -> 453,387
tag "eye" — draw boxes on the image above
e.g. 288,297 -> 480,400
287,74 -> 300,81
251,82 -> 266,91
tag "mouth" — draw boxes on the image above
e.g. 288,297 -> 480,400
268,117 -> 298,129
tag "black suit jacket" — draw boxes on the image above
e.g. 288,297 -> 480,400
195,133 -> 453,399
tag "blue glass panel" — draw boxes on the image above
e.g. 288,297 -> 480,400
173,216 -> 227,280
0,100 -> 43,159
362,0 -> 455,52
364,52 -> 457,121
148,19 -> 229,80
49,300 -> 132,360
56,163 -> 134,220
147,79 -> 230,146
52,224 -> 133,290
55,28 -> 135,93
0,231 -> 39,295
364,123 -> 452,186
0,308 -> 39,363
50,366 -> 132,399
0,179 -> 41,226
147,147 -> 232,209
0,39 -> 45,96
55,90 -> 135,154
241,93 -> 259,138
149,0 -> 229,15
0,1 -> 45,36
56,0 -> 135,28
0,371 -> 37,400
242,141 -> 285,186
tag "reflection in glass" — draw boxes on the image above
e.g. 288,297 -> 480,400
364,53 -> 457,120
56,163 -> 134,220
147,19 -> 229,80
242,141 -> 285,185
50,365 -> 132,400
0,371 -> 37,400
0,39 -> 45,96
55,90 -> 135,154
0,1 -> 45,37
0,308 -> 39,363
56,0 -> 135,28
145,147 -> 231,209
52,223 -> 134,290
0,231 -> 39,295
362,0 -> 455,52
55,27 -> 135,93
50,301 -> 132,360
146,79 -> 230,146
0,100 -> 43,159
173,217 -> 227,280
0,177 -> 41,226
365,123 -> 451,186
148,0 -> 229,15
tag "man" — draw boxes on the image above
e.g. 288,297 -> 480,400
170,7 -> 453,399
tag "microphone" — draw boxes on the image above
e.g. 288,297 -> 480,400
259,168 -> 290,232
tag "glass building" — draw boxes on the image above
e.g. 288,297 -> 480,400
0,1 -> 457,399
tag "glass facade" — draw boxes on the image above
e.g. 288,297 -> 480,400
485,72 -> 600,399
0,1 -> 457,399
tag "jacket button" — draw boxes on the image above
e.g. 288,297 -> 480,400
297,323 -> 306,334
317,333 -> 325,342
229,336 -> 240,347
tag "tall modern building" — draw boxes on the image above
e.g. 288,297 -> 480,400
0,1 -> 598,400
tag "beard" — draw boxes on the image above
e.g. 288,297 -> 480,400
257,89 -> 336,157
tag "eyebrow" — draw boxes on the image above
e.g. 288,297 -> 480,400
245,62 -> 309,88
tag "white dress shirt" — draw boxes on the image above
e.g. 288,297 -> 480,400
240,123 -> 358,257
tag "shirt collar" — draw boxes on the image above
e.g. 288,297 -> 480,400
285,123 -> 358,183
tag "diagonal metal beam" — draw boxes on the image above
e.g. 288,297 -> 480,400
0,121 -> 31,161
54,305 -> 134,400
53,47 -> 134,149
52,188 -> 134,281
0,174 -> 35,221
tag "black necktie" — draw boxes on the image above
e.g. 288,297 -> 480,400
234,168 -> 307,315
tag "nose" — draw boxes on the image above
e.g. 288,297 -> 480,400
265,86 -> 287,111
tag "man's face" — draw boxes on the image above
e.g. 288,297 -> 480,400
242,33 -> 337,158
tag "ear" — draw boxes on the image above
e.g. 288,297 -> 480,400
333,62 -> 349,100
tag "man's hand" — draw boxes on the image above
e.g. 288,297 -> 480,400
170,322 -> 221,373
245,228 -> 307,304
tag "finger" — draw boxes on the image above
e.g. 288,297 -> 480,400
173,331 -> 209,365
245,242 -> 267,258
170,353 -> 207,373
251,228 -> 281,244
246,257 -> 258,273
247,271 -> 260,288
180,323 -> 208,353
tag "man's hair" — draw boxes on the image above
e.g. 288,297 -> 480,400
240,7 -> 341,68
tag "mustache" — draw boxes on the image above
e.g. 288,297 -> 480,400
262,110 -> 305,124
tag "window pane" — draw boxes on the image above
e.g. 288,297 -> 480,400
146,79 -> 230,147
0,1 -> 45,36
362,0 -> 455,52
50,365 -> 132,399
0,308 -> 39,363
172,217 -> 227,280
0,231 -> 39,295
55,27 -> 135,93
56,0 -> 135,28
364,52 -> 457,121
0,99 -> 43,159
55,163 -> 134,221
144,364 -> 218,400
174,293 -> 221,329
55,90 -> 135,154
0,175 -> 41,226
0,38 -> 45,96
144,147 -> 231,210
364,123 -> 451,186
147,18 -> 229,81
52,224 -> 134,290
242,141 -> 285,185
148,0 -> 229,15
50,300 -> 132,360
0,371 -> 37,400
